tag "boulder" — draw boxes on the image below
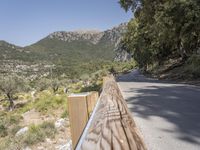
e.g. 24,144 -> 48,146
57,140 -> 72,150
55,118 -> 66,128
22,147 -> 32,150
16,126 -> 28,136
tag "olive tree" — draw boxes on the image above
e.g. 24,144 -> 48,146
36,78 -> 61,94
35,78 -> 51,92
51,78 -> 61,93
0,75 -> 26,111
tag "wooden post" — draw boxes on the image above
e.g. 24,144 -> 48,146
86,91 -> 99,117
68,92 -> 99,149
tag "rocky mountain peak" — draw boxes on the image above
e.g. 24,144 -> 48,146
73,29 -> 101,34
48,31 -> 104,44
47,23 -> 127,45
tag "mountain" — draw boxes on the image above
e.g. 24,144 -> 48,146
0,23 -> 127,79
0,40 -> 24,60
47,23 -> 127,44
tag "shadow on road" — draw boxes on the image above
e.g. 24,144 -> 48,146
117,70 -> 200,145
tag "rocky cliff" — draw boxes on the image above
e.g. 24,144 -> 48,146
47,23 -> 127,46
47,22 -> 131,61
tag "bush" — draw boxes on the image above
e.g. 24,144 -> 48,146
16,90 -> 68,115
0,112 -> 22,137
80,82 -> 102,93
23,124 -> 45,145
39,121 -> 56,138
107,61 -> 136,75
36,78 -> 51,92
22,121 -> 56,146
7,114 -> 22,124
0,121 -> 57,149
0,123 -> 7,137
184,55 -> 200,78
34,92 -> 66,114
10,125 -> 22,135
61,110 -> 68,118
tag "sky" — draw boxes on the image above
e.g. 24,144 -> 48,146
0,0 -> 132,46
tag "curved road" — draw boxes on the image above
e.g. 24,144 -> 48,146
117,70 -> 200,150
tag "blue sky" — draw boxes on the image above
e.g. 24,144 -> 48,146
0,0 -> 132,46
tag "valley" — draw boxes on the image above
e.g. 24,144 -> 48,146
0,23 -> 128,80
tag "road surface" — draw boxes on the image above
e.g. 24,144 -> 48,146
117,70 -> 200,150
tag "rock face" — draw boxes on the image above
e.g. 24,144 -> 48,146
102,23 -> 127,44
48,30 -> 104,44
47,22 -> 131,62
48,23 -> 127,46
114,37 -> 132,62
115,49 -> 132,62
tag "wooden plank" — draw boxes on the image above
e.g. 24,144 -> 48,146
68,93 -> 90,149
103,76 -> 111,84
68,92 -> 99,149
77,78 -> 146,150
86,91 -> 99,117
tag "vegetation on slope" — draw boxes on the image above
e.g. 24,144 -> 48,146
25,38 -> 115,77
0,8 -> 137,149
0,24 -> 128,80
119,0 -> 200,79
0,60 -> 136,149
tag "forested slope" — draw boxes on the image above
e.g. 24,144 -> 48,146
119,0 -> 200,80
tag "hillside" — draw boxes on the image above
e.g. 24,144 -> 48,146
119,0 -> 200,81
0,23 -> 127,79
0,23 -> 134,150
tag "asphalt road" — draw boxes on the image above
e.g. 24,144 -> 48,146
117,70 -> 200,150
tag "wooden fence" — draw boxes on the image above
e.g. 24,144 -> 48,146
74,76 -> 146,150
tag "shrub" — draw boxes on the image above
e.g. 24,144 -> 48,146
10,125 -> 22,135
7,114 -> 22,124
184,55 -> 200,78
107,61 -> 136,75
0,123 -> 7,137
23,124 -> 45,145
34,92 -> 66,113
39,121 -> 56,138
22,121 -> 56,146
61,110 -> 68,118
80,82 -> 102,92
0,112 -> 22,137
35,78 -> 51,92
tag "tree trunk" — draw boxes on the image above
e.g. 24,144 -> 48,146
6,93 -> 14,111
8,100 -> 14,111
143,64 -> 147,72
178,40 -> 187,60
53,87 -> 58,93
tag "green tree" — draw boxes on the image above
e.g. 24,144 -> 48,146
0,75 -> 27,110
119,0 -> 140,12
36,78 -> 51,92
119,0 -> 200,70
51,78 -> 61,93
